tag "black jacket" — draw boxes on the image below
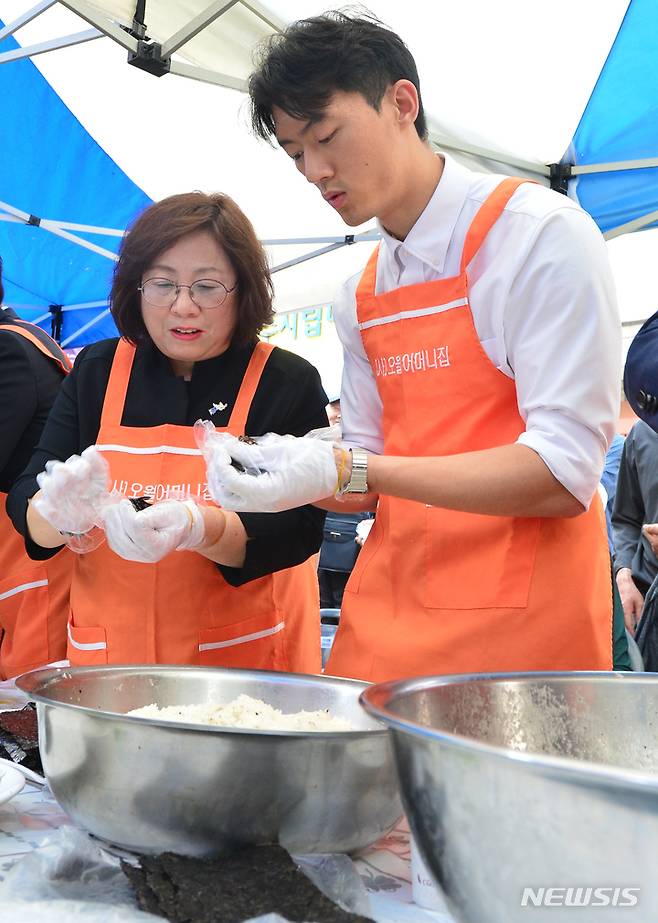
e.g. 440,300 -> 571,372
8,337 -> 328,586
0,308 -> 67,494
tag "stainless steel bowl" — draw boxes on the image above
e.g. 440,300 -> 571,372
362,672 -> 658,923
17,665 -> 401,856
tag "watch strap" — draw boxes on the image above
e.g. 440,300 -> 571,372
342,448 -> 369,494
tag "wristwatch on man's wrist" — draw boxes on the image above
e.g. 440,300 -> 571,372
340,448 -> 369,494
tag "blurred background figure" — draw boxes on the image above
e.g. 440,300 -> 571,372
0,256 -> 73,679
612,421 -> 658,636
601,432 -> 625,556
317,394 -> 375,611
620,313 -> 658,668
326,395 -> 341,428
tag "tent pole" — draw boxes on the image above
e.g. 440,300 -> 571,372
270,234 -> 377,274
0,28 -> 101,63
61,308 -> 111,347
57,0 -> 139,52
572,157 -> 658,175
0,0 -> 57,41
262,232 -> 380,246
160,1 -> 239,59
429,131 -> 550,178
604,207 -> 658,240
0,200 -> 120,261
168,60 -> 246,90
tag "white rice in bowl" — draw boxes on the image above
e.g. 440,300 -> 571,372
126,693 -> 354,732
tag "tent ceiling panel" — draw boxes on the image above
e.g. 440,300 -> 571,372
2,0 -> 658,345
73,0 -> 284,79
25,0 -> 629,168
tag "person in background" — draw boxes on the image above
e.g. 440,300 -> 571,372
203,11 -> 620,683
8,193 -> 325,671
317,393 -> 373,609
326,395 -> 341,428
598,432 -> 631,669
614,313 -> 658,667
611,422 -> 658,635
601,432 -> 625,555
0,257 -> 73,678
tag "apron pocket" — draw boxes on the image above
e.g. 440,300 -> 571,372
423,506 -> 541,610
199,613 -> 288,671
0,569 -> 49,676
66,615 -> 108,666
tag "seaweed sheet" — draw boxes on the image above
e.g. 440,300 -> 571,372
0,703 -> 42,774
122,844 -> 375,923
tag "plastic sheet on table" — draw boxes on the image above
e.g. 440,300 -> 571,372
0,824 -> 374,923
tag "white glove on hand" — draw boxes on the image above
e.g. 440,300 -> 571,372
33,446 -> 110,535
195,425 -> 338,513
102,499 -> 206,564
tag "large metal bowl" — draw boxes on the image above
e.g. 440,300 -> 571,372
17,665 -> 401,856
361,672 -> 658,923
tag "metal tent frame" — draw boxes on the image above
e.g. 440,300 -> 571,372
2,0 -> 657,350
3,0 -> 655,239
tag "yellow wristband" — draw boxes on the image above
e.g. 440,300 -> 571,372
335,448 -> 350,497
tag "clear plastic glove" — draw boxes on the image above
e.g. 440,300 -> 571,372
102,498 -> 205,564
195,422 -> 339,513
33,446 -> 111,535
305,422 -> 342,442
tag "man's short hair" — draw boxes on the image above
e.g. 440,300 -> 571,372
249,11 -> 427,142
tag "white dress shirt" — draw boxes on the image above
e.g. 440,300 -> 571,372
334,154 -> 621,508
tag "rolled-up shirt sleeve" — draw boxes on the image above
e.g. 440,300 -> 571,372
333,273 -> 384,455
506,207 -> 620,508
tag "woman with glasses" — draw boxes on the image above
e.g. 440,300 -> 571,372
7,192 -> 326,671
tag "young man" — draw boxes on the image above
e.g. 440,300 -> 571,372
204,12 -> 620,682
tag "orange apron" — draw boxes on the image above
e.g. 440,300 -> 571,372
326,178 -> 612,683
0,322 -> 73,680
67,338 -> 321,671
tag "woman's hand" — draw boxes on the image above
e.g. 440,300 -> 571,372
197,428 -> 340,512
102,498 -> 206,563
32,446 -> 110,535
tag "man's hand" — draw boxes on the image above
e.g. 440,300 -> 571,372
616,567 -> 645,635
642,523 -> 658,557
196,425 -> 339,512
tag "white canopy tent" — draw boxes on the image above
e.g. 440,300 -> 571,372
0,0 -> 656,384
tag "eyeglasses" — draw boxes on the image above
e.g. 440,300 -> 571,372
138,277 -> 237,309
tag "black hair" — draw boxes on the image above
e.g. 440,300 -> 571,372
249,10 -> 427,142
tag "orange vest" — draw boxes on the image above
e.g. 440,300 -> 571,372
0,322 -> 73,679
67,338 -> 321,672
326,178 -> 612,683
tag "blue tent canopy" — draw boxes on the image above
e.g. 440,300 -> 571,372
1,0 -> 657,347
0,20 -> 151,346
571,0 -> 658,236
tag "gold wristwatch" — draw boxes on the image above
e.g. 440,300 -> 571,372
341,448 -> 369,494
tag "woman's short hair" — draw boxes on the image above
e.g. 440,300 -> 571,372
111,192 -> 274,347
249,11 -> 427,142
